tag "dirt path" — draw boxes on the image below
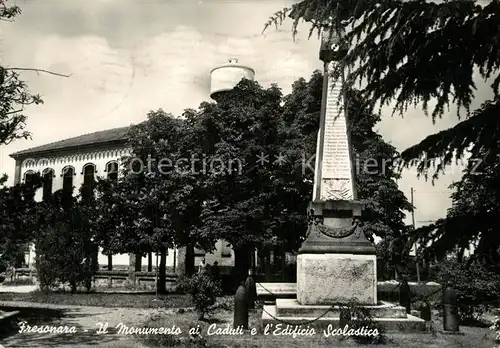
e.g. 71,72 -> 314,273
1,303 -> 156,348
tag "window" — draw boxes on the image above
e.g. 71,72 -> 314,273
42,168 -> 54,201
130,157 -> 142,175
82,163 -> 96,202
23,171 -> 35,189
106,161 -> 118,181
62,166 -> 74,195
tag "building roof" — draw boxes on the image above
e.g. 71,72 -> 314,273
10,126 -> 131,158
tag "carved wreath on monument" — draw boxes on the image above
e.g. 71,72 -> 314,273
316,220 -> 359,238
306,209 -> 365,239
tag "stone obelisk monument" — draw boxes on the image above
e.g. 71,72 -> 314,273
296,21 -> 377,305
257,23 -> 425,331
261,20 -> 426,331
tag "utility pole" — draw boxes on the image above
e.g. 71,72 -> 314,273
411,187 -> 421,282
418,220 -> 438,266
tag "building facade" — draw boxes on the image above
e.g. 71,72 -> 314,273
9,127 -> 235,273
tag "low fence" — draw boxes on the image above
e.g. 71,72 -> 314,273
93,270 -> 178,289
378,280 -> 442,303
4,268 -> 180,288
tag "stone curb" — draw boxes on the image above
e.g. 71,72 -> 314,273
0,300 -> 195,311
0,287 -> 176,295
0,300 -> 102,309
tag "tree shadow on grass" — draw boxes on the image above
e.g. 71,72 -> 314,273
201,317 -> 227,324
461,318 -> 492,328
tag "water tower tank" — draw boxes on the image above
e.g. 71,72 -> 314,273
210,58 -> 255,100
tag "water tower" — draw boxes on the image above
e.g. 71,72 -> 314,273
210,58 -> 255,101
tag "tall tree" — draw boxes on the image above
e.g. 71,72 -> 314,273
0,0 -> 43,270
93,110 -> 205,293
186,79 -> 287,282
267,0 -> 500,262
0,174 -> 42,269
34,188 -> 95,292
266,0 -> 500,176
0,0 -> 69,269
415,152 -> 500,267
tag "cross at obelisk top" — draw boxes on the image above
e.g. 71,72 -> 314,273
312,19 -> 356,202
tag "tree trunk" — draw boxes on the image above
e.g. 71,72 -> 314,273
158,248 -> 167,294
263,249 -> 272,281
281,250 -> 286,280
148,252 -> 153,272
250,246 -> 256,272
70,280 -> 77,293
457,247 -> 464,263
91,244 -> 99,273
135,252 -> 142,272
185,244 -> 195,276
107,254 -> 112,271
84,277 -> 92,292
175,247 -> 186,276
234,245 -> 251,285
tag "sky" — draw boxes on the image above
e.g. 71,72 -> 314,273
0,0 -> 493,228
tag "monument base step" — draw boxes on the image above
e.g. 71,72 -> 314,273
256,282 -> 441,301
257,282 -> 296,299
262,302 -> 426,332
275,299 -> 407,318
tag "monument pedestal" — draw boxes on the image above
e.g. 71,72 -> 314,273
297,200 -> 377,305
297,253 -> 377,305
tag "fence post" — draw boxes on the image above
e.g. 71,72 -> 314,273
399,278 -> 411,314
245,269 -> 256,309
420,301 -> 431,321
234,282 -> 248,330
443,287 -> 460,332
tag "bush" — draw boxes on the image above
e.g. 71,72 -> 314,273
490,316 -> 500,346
35,222 -> 95,293
436,257 -> 500,322
177,274 -> 223,320
338,300 -> 386,344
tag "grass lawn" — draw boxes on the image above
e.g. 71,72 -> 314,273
0,291 -> 193,308
140,307 -> 497,348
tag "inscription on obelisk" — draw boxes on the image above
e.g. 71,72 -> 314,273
313,61 -> 354,201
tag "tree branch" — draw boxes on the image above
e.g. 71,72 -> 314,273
5,109 -> 23,116
6,68 -> 72,78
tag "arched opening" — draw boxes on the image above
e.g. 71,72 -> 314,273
62,166 -> 75,196
105,161 -> 118,270
106,161 -> 118,181
42,168 -> 54,201
81,163 -> 98,272
82,163 -> 96,203
23,170 -> 35,187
